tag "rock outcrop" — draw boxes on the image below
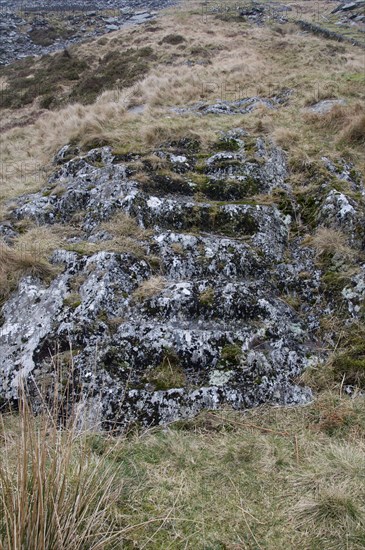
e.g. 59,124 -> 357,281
0,130 -> 364,430
0,0 -> 173,66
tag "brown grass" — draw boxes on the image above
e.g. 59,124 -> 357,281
339,113 -> 365,145
273,127 -> 300,149
307,227 -> 354,260
0,213 -> 152,302
0,0 -> 364,206
0,239 -> 56,303
133,275 -> 166,301
305,102 -> 365,139
0,395 -> 124,549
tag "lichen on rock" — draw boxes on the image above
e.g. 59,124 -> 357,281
0,132 -> 364,430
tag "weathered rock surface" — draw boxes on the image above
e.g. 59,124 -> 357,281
0,131 -> 364,429
307,99 -> 347,114
173,93 -> 291,116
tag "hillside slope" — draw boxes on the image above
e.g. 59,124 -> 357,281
1,0 -> 364,426
0,0 -> 365,547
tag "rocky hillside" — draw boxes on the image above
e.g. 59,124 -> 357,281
0,0 -> 175,65
1,127 -> 364,429
0,0 -> 364,431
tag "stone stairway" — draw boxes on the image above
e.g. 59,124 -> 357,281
0,135 -> 318,429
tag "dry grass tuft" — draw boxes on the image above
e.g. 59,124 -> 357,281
305,102 -> 365,147
303,82 -> 340,107
293,487 -> 364,540
0,239 -> 56,303
0,397 -> 124,549
339,113 -> 365,146
302,321 -> 365,392
100,211 -> 149,240
133,275 -> 166,301
97,212 -> 151,257
142,123 -> 201,149
307,227 -> 354,260
143,153 -> 169,170
272,127 -> 299,149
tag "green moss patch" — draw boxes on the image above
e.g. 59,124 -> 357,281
214,137 -> 242,152
220,343 -> 242,366
198,287 -> 215,307
321,270 -> 352,297
63,293 -> 82,310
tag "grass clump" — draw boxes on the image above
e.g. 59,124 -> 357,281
133,276 -> 166,301
303,323 -> 365,392
198,287 -> 215,307
321,269 -> 354,297
306,102 -> 365,149
307,227 -> 354,262
63,292 -> 82,310
332,325 -> 365,388
221,343 -> 242,366
0,240 -> 56,305
310,227 -> 346,257
160,34 -> 186,45
339,113 -> 365,146
0,398 -> 123,550
293,488 -> 363,540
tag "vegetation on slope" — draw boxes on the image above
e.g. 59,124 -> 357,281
1,390 -> 365,549
0,0 -> 365,547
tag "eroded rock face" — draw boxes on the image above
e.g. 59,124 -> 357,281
0,133 -> 363,430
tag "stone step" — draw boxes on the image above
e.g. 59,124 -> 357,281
153,231 -> 266,279
122,192 -> 289,259
135,279 -> 288,324
101,381 -> 311,429
127,193 -> 260,234
96,320 -> 307,376
0,142 -> 317,429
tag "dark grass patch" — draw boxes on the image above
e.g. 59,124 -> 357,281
332,324 -> 365,388
28,25 -> 74,47
0,46 -> 155,109
69,47 -> 155,105
160,34 -> 186,45
0,50 -> 88,109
